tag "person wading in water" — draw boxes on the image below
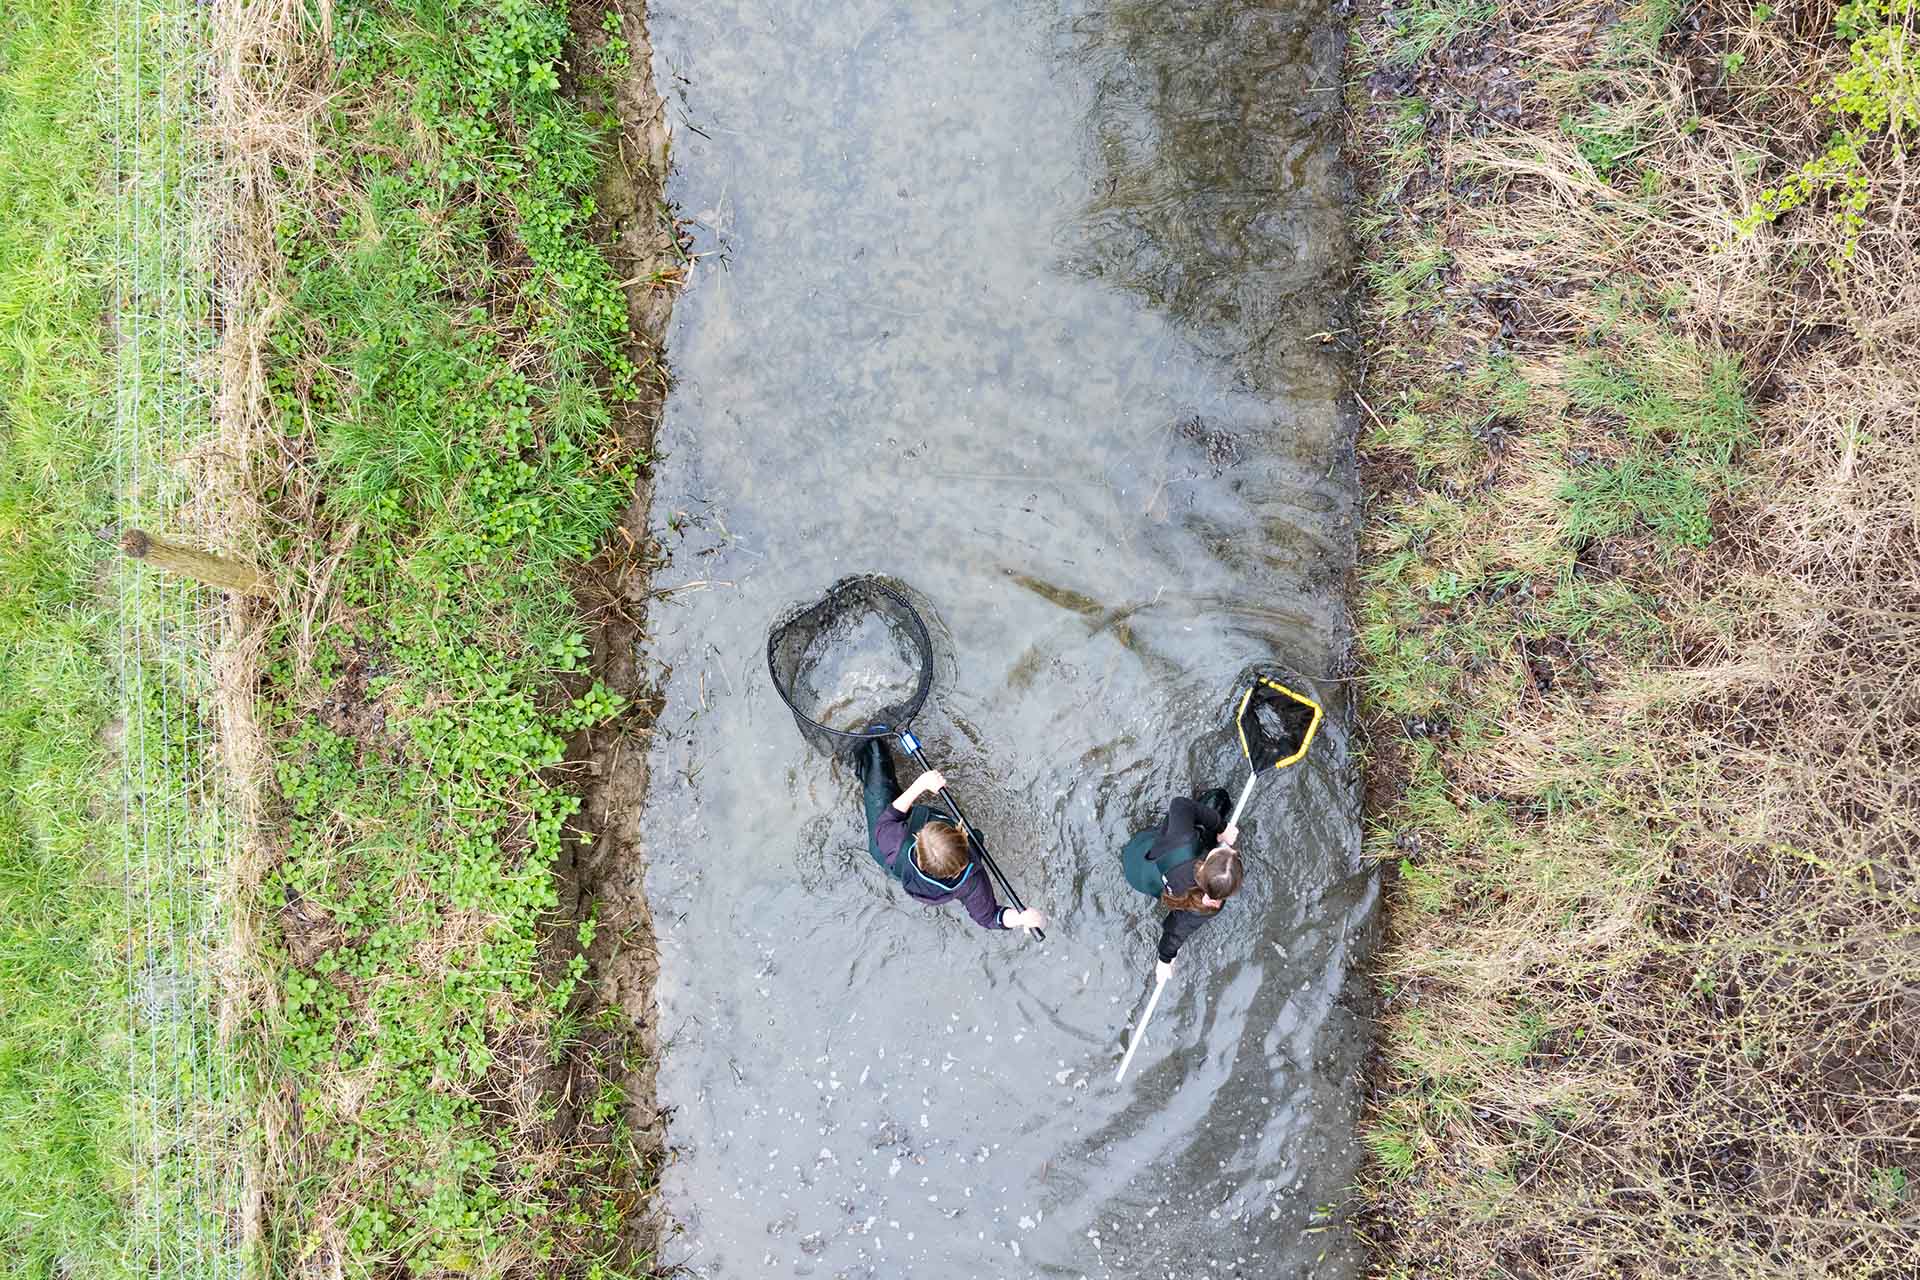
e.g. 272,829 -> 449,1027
1120,788 -> 1245,977
857,732 -> 1047,934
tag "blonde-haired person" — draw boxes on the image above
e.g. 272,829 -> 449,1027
1119,788 -> 1245,978
856,732 -> 1046,934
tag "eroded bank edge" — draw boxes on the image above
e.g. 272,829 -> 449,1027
562,0 -> 683,1262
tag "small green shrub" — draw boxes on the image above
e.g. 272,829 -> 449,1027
599,8 -> 629,71
1738,0 -> 1919,262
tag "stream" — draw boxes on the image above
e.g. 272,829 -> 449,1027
636,1 -> 1370,1274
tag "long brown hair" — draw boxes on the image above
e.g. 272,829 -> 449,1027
1160,847 -> 1244,914
913,821 -> 971,880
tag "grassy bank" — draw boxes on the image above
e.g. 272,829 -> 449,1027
0,2 -> 127,1271
6,0 -> 253,1272
239,0 -> 674,1271
1347,0 -> 1918,1273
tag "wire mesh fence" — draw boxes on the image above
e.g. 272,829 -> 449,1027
110,0 -> 248,1271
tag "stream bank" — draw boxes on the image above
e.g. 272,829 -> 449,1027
567,0 -> 682,1263
239,0 -> 687,1270
1345,0 -> 1920,1273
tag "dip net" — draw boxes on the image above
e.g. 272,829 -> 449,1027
1235,673 -> 1323,772
767,576 -> 935,754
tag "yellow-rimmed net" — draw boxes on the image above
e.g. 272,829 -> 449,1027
1235,675 -> 1322,773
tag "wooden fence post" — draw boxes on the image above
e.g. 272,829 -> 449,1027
119,528 -> 271,598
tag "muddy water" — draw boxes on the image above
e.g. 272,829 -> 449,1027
637,1 -> 1369,1274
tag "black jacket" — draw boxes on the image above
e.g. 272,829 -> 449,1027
1149,796 -> 1226,963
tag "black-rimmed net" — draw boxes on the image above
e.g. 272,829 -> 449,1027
767,576 -> 935,754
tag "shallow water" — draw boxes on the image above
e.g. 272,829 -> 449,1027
637,1 -> 1370,1275
783,603 -> 928,736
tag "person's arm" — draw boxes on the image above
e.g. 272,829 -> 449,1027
893,769 -> 946,813
873,804 -> 910,868
1147,797 -> 1201,862
1191,797 -> 1226,846
1157,908 -> 1208,963
956,867 -> 1049,933
957,867 -> 1006,928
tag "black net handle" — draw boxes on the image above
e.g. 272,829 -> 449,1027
765,577 -> 935,744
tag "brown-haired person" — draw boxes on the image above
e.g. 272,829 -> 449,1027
856,734 -> 1047,934
1119,788 -> 1245,979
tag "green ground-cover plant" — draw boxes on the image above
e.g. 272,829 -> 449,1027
1740,0 -> 1919,260
1560,102 -> 1645,179
255,0 -> 657,1271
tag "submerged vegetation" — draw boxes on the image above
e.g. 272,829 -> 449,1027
1349,0 -> 1919,1272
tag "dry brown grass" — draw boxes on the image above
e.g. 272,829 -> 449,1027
191,0 -> 332,1264
1348,0 -> 1920,1273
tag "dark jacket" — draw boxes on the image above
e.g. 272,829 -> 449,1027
873,803 -> 1008,929
1147,796 -> 1227,963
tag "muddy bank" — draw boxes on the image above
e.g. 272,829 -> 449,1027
635,1 -> 1372,1275
561,0 -> 682,1262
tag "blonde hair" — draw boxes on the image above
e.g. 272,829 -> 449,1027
913,821 -> 971,879
1160,847 -> 1244,915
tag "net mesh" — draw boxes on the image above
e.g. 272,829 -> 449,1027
767,576 -> 935,754
1237,676 -> 1322,772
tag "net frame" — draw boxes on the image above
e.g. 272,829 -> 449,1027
766,575 -> 936,753
1234,674 -> 1324,772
